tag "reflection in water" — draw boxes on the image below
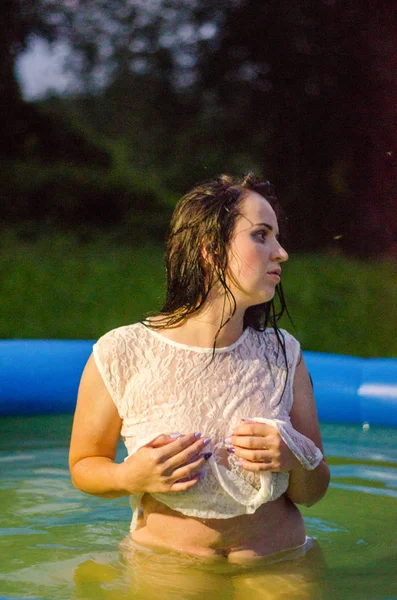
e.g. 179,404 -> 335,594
72,538 -> 327,600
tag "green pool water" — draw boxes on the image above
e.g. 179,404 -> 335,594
0,415 -> 396,600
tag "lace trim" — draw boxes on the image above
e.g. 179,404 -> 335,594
140,322 -> 251,353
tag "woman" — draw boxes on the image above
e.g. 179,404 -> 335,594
69,173 -> 330,596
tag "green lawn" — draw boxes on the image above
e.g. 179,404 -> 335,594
2,232 -> 396,357
281,253 -> 397,357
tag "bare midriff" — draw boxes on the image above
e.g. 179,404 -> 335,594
131,493 -> 306,563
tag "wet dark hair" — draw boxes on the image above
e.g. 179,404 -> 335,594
147,172 -> 290,356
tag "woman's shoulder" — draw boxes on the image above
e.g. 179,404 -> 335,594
92,323 -> 151,377
259,326 -> 300,345
265,327 -> 299,343
94,322 -> 144,348
251,327 -> 301,368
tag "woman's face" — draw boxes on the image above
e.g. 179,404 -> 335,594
225,191 -> 288,308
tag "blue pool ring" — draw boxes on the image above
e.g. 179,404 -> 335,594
0,340 -> 396,426
0,340 -> 92,416
304,352 -> 397,427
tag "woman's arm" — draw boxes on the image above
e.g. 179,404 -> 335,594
69,354 -> 129,497
69,354 -> 211,498
285,356 -> 330,506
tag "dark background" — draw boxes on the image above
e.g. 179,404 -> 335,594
1,0 -> 396,256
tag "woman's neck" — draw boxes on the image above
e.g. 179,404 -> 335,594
180,312 -> 245,348
154,299 -> 247,349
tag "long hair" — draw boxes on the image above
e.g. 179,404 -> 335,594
150,173 -> 289,338
144,172 -> 292,400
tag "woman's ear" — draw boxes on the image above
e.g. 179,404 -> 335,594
201,241 -> 218,266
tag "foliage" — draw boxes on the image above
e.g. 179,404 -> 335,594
0,1 -> 396,256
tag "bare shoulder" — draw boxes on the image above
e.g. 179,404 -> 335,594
77,352 -> 120,416
69,353 -> 122,469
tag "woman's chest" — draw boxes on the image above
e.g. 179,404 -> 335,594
121,355 -> 287,438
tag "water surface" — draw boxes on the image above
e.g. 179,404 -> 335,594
0,416 -> 396,599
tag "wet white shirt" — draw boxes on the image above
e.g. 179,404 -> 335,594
93,323 -> 323,531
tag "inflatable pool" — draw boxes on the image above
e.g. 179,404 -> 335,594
1,342 -> 397,600
0,340 -> 396,426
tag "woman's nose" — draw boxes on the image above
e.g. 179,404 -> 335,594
272,241 -> 288,262
279,245 -> 289,262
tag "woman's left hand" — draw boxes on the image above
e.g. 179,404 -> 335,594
226,420 -> 300,473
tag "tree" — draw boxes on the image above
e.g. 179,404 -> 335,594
192,0 -> 397,255
1,0 -> 395,255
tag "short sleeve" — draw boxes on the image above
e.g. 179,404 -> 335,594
92,327 -> 129,418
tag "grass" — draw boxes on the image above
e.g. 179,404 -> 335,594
281,253 -> 397,357
1,232 -> 165,340
1,231 -> 396,357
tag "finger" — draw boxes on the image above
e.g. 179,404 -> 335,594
170,454 -> 207,481
232,422 -> 277,437
229,435 -> 273,450
184,451 -> 212,466
147,434 -> 182,448
233,447 -> 274,463
155,433 -> 204,462
174,471 -> 203,484
169,474 -> 202,492
166,436 -> 212,469
235,459 -> 275,472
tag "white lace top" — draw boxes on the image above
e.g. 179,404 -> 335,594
93,323 -> 323,531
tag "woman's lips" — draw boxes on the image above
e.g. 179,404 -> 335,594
266,272 -> 281,282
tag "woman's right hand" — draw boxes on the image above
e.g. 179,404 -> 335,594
118,433 -> 212,494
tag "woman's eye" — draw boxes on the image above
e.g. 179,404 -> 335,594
255,230 -> 268,241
